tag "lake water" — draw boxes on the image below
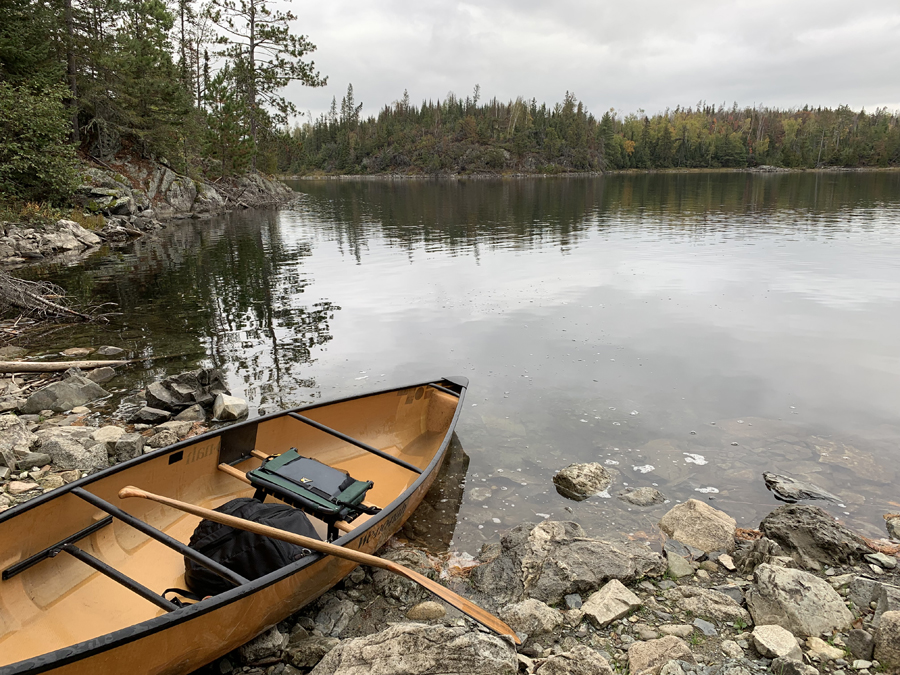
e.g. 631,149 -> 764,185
29,172 -> 900,554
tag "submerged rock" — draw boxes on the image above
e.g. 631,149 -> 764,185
552,462 -> 612,500
618,486 -> 666,506
762,472 -> 841,503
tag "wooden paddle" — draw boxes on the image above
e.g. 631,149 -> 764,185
117,486 -> 520,644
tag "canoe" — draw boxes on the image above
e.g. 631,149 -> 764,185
0,376 -> 468,674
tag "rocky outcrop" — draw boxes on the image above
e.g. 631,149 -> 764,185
469,520 -> 666,607
21,369 -> 109,414
309,623 -> 517,675
759,504 -> 871,570
0,219 -> 103,263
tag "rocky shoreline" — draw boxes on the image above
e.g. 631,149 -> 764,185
0,159 -> 294,266
0,363 -> 898,674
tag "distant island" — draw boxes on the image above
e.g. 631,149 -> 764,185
282,86 -> 900,176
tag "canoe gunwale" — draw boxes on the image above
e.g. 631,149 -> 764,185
0,376 -> 468,675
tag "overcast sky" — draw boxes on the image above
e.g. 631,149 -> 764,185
282,0 -> 900,123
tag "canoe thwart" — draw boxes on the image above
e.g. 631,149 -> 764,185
72,487 -> 249,587
2,515 -> 113,581
287,413 -> 423,475
61,544 -> 180,613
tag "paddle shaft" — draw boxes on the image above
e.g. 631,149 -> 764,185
117,486 -> 520,644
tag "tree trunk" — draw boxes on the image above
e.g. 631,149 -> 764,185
64,0 -> 79,142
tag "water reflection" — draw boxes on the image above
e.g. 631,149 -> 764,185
17,172 -> 900,553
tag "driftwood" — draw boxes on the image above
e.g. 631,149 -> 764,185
0,272 -> 93,322
0,360 -> 127,373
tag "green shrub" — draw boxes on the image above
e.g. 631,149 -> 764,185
0,82 -> 78,204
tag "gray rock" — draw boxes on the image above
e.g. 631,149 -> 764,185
752,625 -> 802,660
850,576 -> 881,610
309,624 -> 516,675
96,346 -> 125,357
174,404 -> 206,422
806,636 -> 845,661
733,537 -> 784,574
239,626 -> 286,664
666,585 -> 751,623
213,394 -> 248,421
42,436 -> 108,472
500,598 -> 564,636
145,368 -> 229,412
874,610 -> 900,670
886,515 -> 900,540
746,563 -> 853,636
314,596 -> 359,637
16,451 -> 51,470
759,504 -> 871,570
627,636 -> 695,675
91,426 -> 126,452
711,584 -> 744,604
581,579 -> 642,628
552,462 -> 612,500
769,656 -> 819,675
133,406 -> 172,424
666,553 -> 694,579
720,640 -> 744,659
865,552 -> 897,569
873,583 -> 900,628
155,420 -> 194,437
148,430 -> 178,448
287,636 -> 341,670
762,472 -> 841,503
535,645 -> 613,675
0,466 -> 10,480
115,433 -> 145,462
847,629 -> 875,660
565,593 -> 583,609
658,625 -> 694,638
86,367 -> 116,384
658,499 -> 737,553
618,486 -> 666,506
406,601 -> 446,620
0,413 -> 38,470
692,618 -> 717,636
469,521 -> 665,607
372,549 -> 436,605
22,373 -> 109,414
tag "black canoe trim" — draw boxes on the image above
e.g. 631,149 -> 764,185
287,413 -> 423,475
428,383 -> 460,397
0,376 -> 467,675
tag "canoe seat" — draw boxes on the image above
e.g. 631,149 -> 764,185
246,448 -> 380,540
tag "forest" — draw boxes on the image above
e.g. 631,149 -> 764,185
285,87 -> 900,175
1,0 -> 899,208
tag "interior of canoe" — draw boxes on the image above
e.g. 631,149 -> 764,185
0,383 -> 460,669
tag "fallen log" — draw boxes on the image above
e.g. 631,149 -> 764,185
0,360 -> 127,373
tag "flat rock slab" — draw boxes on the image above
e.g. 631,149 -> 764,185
746,563 -> 853,637
618,487 -> 666,506
658,499 -> 736,553
582,579 -> 642,628
665,585 -> 751,623
309,623 -> 517,675
752,624 -> 802,660
762,472 -> 840,503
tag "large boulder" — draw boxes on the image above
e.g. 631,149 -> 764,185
627,636 -> 695,675
309,624 -> 516,675
536,645 -> 614,675
0,414 -> 37,470
42,436 -> 108,472
759,504 -> 871,570
499,598 -> 564,636
469,521 -> 665,607
658,499 -> 737,553
664,585 -> 751,623
874,610 -> 900,670
552,462 -> 612,500
746,563 -> 853,637
145,368 -> 229,412
22,372 -> 109,414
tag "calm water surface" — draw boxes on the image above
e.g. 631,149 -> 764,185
31,172 -> 900,553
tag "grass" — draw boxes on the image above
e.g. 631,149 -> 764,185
0,199 -> 64,226
688,632 -> 704,646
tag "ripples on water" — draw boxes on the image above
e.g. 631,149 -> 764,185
28,172 -> 900,554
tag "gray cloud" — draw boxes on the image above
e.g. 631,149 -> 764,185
282,0 -> 900,123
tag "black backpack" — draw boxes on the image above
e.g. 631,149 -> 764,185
184,497 -> 320,597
